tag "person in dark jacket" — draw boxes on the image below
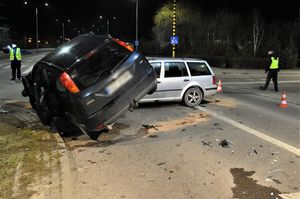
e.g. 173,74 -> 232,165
260,50 -> 280,92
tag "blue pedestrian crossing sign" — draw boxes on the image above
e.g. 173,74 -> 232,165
170,36 -> 179,45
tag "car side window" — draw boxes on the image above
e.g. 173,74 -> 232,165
150,62 -> 161,78
164,62 -> 188,78
187,62 -> 211,76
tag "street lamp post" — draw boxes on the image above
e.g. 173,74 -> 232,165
135,0 -> 139,50
107,19 -> 109,34
62,22 -> 65,42
35,7 -> 39,49
25,1 -> 48,49
56,19 -> 71,43
99,16 -> 116,35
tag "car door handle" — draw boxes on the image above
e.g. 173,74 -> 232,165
183,79 -> 190,82
157,81 -> 161,84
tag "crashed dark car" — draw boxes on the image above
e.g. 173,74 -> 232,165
22,34 -> 157,139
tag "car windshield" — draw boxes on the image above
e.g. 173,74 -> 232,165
73,41 -> 131,89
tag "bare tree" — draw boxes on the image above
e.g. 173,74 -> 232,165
252,10 -> 264,56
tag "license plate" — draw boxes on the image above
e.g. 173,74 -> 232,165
105,71 -> 133,95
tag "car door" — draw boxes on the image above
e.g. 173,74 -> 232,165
143,61 -> 163,100
159,61 -> 191,99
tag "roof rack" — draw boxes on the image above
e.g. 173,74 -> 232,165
146,56 -> 203,61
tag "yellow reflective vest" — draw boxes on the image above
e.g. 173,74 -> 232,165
10,48 -> 22,61
270,57 -> 279,69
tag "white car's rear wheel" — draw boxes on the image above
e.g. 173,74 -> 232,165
183,87 -> 203,107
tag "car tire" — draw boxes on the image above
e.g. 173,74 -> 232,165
35,90 -> 56,126
183,87 -> 203,107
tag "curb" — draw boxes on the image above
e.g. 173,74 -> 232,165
53,133 -> 75,199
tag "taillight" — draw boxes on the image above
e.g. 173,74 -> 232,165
212,76 -> 216,85
112,38 -> 134,52
59,72 -> 80,94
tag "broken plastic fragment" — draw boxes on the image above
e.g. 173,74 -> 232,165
219,139 -> 229,147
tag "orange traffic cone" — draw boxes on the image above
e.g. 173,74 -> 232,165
217,80 -> 223,92
280,91 -> 288,108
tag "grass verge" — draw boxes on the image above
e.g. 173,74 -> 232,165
0,121 -> 61,199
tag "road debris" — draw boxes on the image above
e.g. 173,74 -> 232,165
148,134 -> 158,138
201,140 -> 212,147
265,176 -> 282,184
107,123 -> 115,130
252,147 -> 258,154
206,170 -> 215,176
142,124 -> 159,131
219,139 -> 230,148
0,105 -> 8,113
271,152 -> 280,156
267,169 -> 282,174
214,122 -> 223,130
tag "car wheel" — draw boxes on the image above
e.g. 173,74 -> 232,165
35,89 -> 52,125
183,87 -> 203,107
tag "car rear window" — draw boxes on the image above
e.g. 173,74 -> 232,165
73,41 -> 131,89
187,62 -> 211,76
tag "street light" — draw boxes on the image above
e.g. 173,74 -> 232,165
135,0 -> 139,50
56,19 -> 71,43
99,15 -> 116,35
24,1 -> 49,49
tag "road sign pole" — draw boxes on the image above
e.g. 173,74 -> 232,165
172,0 -> 176,58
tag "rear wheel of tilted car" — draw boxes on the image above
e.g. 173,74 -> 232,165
183,87 -> 203,107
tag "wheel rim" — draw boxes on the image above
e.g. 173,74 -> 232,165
187,90 -> 201,105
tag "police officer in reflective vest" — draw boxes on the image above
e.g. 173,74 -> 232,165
9,44 -> 22,80
260,50 -> 279,92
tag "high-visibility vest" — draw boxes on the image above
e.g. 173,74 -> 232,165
10,48 -> 22,61
270,57 -> 279,69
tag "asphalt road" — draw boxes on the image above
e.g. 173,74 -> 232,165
0,53 -> 299,198
0,51 -> 50,101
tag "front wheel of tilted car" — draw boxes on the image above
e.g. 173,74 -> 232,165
34,88 -> 61,126
34,90 -> 52,125
183,87 -> 203,107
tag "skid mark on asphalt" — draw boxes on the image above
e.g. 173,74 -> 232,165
196,106 -> 300,156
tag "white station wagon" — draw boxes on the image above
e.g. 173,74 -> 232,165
140,57 -> 217,107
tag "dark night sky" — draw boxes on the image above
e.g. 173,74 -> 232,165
4,0 -> 300,42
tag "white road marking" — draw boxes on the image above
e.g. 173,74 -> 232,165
23,65 -> 34,75
218,74 -> 300,77
223,80 -> 300,85
3,64 -> 27,69
279,192 -> 300,199
196,106 -> 300,156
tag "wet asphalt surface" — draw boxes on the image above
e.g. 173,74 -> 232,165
0,55 -> 299,198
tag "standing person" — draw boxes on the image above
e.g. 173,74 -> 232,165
9,43 -> 22,80
260,50 -> 280,92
